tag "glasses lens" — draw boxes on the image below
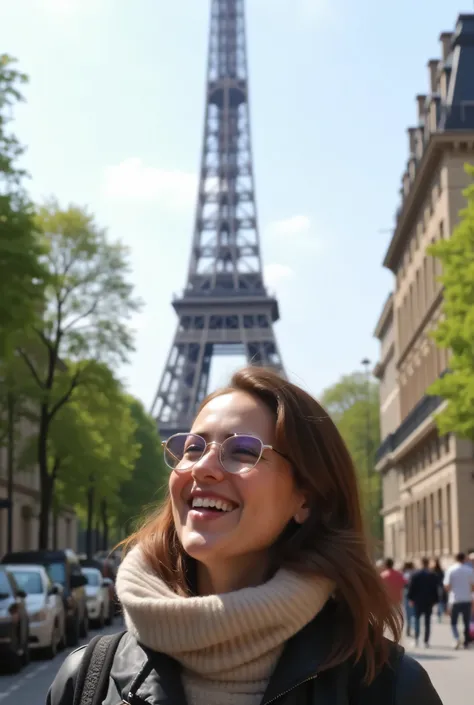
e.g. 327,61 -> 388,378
221,435 -> 263,474
164,434 -> 205,470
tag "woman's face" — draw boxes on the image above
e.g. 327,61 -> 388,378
169,391 -> 308,574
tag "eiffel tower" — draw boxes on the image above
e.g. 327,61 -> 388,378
151,0 -> 284,437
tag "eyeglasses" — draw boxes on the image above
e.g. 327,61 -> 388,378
162,433 -> 287,475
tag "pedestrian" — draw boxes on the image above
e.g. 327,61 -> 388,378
46,367 -> 442,705
407,557 -> 439,648
402,561 -> 415,637
443,551 -> 474,649
431,557 -> 447,622
380,558 -> 406,607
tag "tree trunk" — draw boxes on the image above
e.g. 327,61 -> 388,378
86,481 -> 94,559
101,499 -> 109,551
38,404 -> 52,550
6,392 -> 15,554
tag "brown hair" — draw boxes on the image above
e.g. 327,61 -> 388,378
121,366 -> 402,681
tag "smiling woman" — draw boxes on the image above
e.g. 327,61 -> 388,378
47,367 -> 442,705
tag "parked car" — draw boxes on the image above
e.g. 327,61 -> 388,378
1,549 -> 88,647
0,566 -> 29,672
5,564 -> 66,659
80,556 -> 117,620
81,567 -> 112,628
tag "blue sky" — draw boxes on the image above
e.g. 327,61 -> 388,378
0,0 -> 470,408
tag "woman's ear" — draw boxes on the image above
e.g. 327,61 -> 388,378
293,500 -> 310,525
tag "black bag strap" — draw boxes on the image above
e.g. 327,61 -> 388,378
73,631 -> 127,705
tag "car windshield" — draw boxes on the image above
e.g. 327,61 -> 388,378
46,562 -> 66,586
83,570 -> 100,587
9,570 -> 43,595
0,571 -> 12,597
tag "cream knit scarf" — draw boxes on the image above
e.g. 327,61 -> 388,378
116,546 -> 333,705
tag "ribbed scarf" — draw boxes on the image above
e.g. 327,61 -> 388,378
116,546 -> 333,705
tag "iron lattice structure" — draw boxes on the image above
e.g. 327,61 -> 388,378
151,0 -> 284,437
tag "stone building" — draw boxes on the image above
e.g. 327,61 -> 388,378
374,14 -> 474,566
0,414 -> 77,556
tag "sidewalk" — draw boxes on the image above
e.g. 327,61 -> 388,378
403,619 -> 471,705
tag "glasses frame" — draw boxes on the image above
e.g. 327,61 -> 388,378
162,432 -> 288,475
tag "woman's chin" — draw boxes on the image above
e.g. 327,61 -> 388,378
181,530 -> 224,561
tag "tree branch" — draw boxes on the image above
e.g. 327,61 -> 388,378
18,349 -> 45,389
47,369 -> 81,422
51,456 -> 61,482
62,297 -> 101,334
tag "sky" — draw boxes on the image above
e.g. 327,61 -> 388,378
0,0 -> 470,409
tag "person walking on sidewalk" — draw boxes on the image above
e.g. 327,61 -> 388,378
443,552 -> 474,649
380,558 -> 406,607
407,557 -> 439,648
431,558 -> 447,622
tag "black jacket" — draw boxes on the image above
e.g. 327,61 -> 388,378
407,570 -> 439,609
47,608 -> 442,705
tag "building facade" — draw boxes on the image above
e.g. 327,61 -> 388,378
0,415 -> 77,557
374,14 -> 474,566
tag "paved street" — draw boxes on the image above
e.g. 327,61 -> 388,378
0,620 -> 123,705
403,619 -> 472,705
0,617 -> 470,704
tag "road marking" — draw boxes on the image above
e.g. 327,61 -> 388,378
26,664 -> 48,679
0,662 -> 50,699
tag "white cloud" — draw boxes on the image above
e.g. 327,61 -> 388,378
265,214 -> 323,254
103,158 -> 197,208
264,263 -> 295,287
266,215 -> 311,238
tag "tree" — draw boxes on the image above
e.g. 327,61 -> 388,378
427,164 -> 474,442
17,202 -> 141,548
0,54 -> 49,355
116,398 -> 168,536
320,372 -> 382,542
51,364 -> 139,556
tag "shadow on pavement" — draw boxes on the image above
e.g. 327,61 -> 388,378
407,652 -> 455,661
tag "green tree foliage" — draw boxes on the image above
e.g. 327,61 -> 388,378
116,398 -> 168,535
0,54 -> 49,355
428,164 -> 474,440
320,372 -> 382,542
52,365 -> 139,555
17,202 -> 142,548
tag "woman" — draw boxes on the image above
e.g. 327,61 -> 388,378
431,558 -> 446,623
402,561 -> 415,637
47,367 -> 442,705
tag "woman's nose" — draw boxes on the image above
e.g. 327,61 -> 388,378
191,442 -> 225,480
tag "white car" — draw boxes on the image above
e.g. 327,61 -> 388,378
81,567 -> 111,628
5,564 -> 65,659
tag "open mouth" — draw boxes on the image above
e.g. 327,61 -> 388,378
188,497 -> 239,514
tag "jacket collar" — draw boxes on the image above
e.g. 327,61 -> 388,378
120,601 -> 339,705
261,601 -> 337,704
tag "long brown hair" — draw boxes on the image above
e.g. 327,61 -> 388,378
121,366 -> 401,681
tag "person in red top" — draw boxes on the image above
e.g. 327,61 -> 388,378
380,558 -> 406,605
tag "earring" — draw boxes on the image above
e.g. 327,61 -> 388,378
294,514 -> 303,524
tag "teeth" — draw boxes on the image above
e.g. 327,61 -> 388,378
191,497 -> 234,512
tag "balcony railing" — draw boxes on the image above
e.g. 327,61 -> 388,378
375,389 -> 444,464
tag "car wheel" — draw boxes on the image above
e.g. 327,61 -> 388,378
21,622 -> 30,667
66,615 -> 80,647
9,628 -> 24,673
79,612 -> 89,638
58,622 -> 66,650
45,623 -> 59,659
